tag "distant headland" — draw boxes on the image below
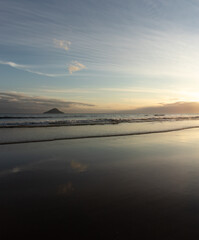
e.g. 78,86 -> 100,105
44,108 -> 64,114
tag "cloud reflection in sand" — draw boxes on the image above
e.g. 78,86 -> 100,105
57,182 -> 75,195
70,160 -> 88,173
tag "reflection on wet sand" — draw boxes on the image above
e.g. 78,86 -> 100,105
0,166 -> 22,177
0,157 -> 58,177
2,129 -> 199,238
70,160 -> 88,173
57,181 -> 74,195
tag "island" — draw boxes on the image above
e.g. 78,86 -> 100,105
44,108 -> 64,114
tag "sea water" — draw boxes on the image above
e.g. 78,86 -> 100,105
1,113 -> 199,144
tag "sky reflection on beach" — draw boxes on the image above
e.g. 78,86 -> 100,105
2,129 -> 199,238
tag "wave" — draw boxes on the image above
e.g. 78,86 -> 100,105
1,115 -> 199,128
1,125 -> 199,145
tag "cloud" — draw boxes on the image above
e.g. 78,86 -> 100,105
40,88 -> 92,94
0,60 -> 27,69
68,61 -> 86,74
0,60 -> 87,77
125,102 -> 199,114
100,87 -> 179,94
53,39 -> 71,51
0,91 -> 95,113
0,60 -> 65,77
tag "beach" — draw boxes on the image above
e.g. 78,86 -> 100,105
3,0 -> 199,239
2,128 -> 199,239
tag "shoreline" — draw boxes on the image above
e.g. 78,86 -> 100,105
1,125 -> 199,145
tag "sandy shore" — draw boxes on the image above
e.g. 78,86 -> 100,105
1,129 -> 199,239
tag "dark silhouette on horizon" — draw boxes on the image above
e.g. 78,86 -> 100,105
44,108 -> 64,114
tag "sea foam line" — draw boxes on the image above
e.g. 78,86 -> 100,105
1,116 -> 199,128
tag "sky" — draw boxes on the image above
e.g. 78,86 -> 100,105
1,0 -> 199,113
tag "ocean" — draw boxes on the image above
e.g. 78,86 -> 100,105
1,113 -> 199,144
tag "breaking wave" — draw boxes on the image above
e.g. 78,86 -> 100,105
1,113 -> 199,145
1,113 -> 199,128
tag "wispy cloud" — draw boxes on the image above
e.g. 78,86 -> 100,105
0,60 -> 67,77
125,102 -> 199,114
40,87 -> 179,95
100,87 -> 177,94
0,61 -> 27,69
53,39 -> 71,51
0,60 -> 87,77
68,61 -> 86,74
0,91 -> 95,113
40,88 -> 92,94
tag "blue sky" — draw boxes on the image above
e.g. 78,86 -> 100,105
1,0 -> 199,113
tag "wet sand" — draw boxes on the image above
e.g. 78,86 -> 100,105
1,129 -> 199,239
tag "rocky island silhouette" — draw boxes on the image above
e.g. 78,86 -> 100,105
44,108 -> 64,114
